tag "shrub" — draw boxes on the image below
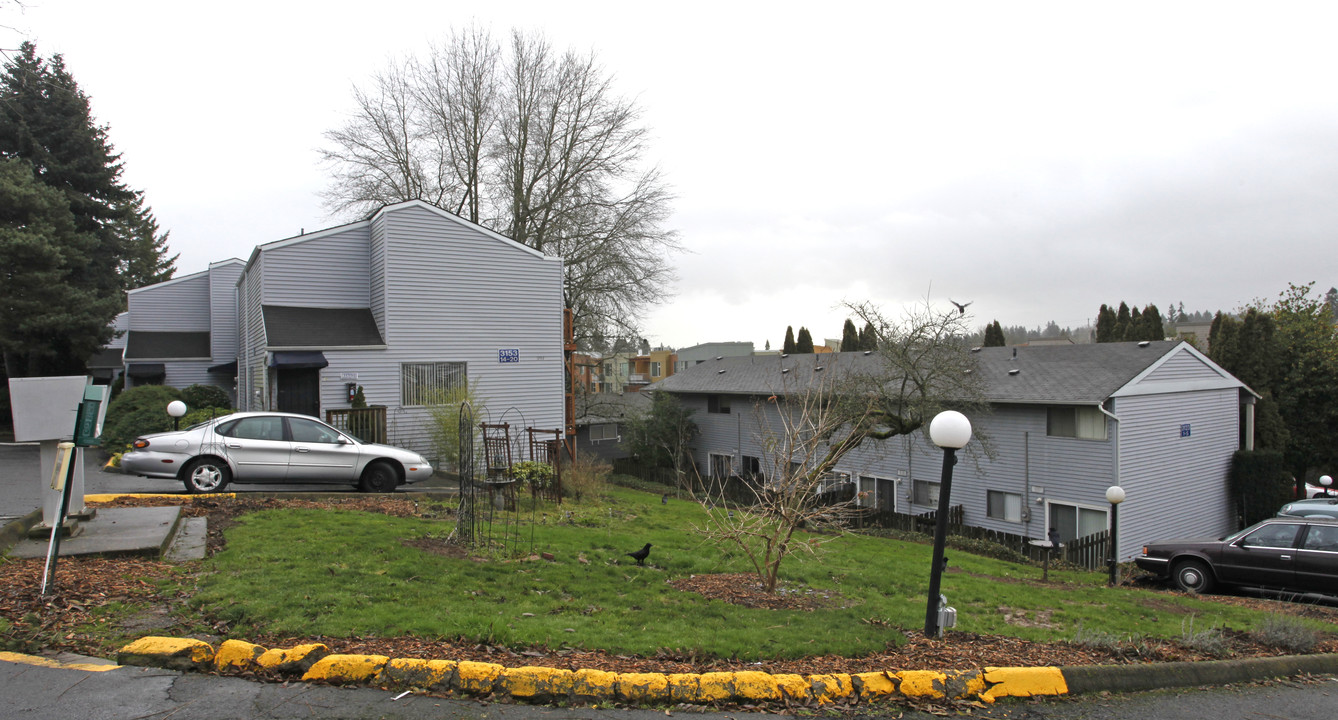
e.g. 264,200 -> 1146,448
511,460 -> 556,488
425,381 -> 486,473
183,407 -> 234,427
182,384 -> 231,410
564,454 -> 611,502
99,385 -> 184,452
1253,614 -> 1317,653
1180,615 -> 1228,656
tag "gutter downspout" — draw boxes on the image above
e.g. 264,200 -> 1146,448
1097,400 -> 1122,560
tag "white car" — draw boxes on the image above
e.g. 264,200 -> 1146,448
120,411 -> 433,493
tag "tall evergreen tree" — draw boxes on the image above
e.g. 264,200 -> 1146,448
1128,306 -> 1142,340
1095,304 -> 1117,343
795,327 -> 814,353
859,321 -> 877,351
840,318 -> 859,351
782,326 -> 796,354
1113,302 -> 1132,342
1140,304 -> 1165,341
0,43 -> 175,374
983,320 -> 1006,347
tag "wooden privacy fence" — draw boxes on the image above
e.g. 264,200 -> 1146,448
325,407 -> 387,444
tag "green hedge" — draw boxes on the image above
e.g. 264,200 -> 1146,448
1231,449 -> 1292,526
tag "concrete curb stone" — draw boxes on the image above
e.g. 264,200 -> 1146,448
105,635 -> 1338,708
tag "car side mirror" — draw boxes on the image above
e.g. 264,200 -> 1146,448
338,436 -> 352,444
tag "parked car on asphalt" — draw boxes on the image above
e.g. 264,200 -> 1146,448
1279,498 -> 1338,520
120,411 -> 433,493
1135,516 -> 1338,595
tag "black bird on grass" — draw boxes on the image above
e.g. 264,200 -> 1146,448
626,543 -> 652,566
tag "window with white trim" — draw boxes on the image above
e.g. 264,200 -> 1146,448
709,453 -> 732,479
1047,406 -> 1108,440
401,361 -> 467,406
1048,502 -> 1108,544
987,490 -> 1023,522
913,479 -> 940,506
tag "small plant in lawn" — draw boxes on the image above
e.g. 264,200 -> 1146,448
1254,614 -> 1317,653
563,454 -> 611,501
1180,615 -> 1228,656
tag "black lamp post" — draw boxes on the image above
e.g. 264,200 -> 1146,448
1106,485 -> 1125,586
924,410 -> 972,639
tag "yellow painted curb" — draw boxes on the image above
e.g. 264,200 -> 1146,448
0,651 -> 119,672
214,639 -> 266,672
107,635 -> 1078,707
981,666 -> 1069,701
256,643 -> 328,675
84,493 -> 237,502
118,636 -> 213,671
302,653 -> 389,683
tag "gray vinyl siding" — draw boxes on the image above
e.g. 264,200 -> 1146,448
164,361 -> 215,393
1111,389 -> 1239,560
1142,352 -> 1219,383
364,204 -> 564,455
676,393 -> 1119,543
238,260 -> 267,411
370,218 -> 387,334
128,272 -> 210,331
209,262 -> 244,363
260,226 -> 373,308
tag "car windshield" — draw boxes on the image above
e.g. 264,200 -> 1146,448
1222,523 -> 1263,543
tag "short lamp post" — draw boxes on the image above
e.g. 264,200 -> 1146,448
167,400 -> 187,431
924,410 -> 972,639
1321,475 -> 1334,497
1106,485 -> 1126,586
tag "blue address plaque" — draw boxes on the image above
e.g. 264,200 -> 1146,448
498,348 -> 520,364
1180,424 -> 1191,438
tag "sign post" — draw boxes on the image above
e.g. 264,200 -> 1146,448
40,385 -> 109,596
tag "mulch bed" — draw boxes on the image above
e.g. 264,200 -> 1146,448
4,495 -> 1337,676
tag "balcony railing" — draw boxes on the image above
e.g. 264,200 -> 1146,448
326,406 -> 387,444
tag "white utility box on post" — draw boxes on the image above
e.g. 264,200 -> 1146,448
8,376 -> 97,532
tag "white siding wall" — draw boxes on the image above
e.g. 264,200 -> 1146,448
128,272 -> 210,331
238,260 -> 268,411
260,226 -> 373,308
370,218 -> 387,334
164,361 -> 215,392
1111,389 -> 1239,560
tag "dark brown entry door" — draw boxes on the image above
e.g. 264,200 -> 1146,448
276,368 -> 320,417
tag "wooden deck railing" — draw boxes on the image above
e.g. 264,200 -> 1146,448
325,406 -> 387,444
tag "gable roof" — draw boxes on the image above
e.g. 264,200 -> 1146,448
262,306 -> 385,349
651,340 -> 1247,405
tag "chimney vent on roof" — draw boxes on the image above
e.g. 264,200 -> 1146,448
1009,368 -> 1021,375
971,347 -> 982,353
717,369 -> 726,374
863,350 -> 872,355
1138,341 -> 1150,347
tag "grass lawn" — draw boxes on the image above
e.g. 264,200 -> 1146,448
192,485 -> 1321,661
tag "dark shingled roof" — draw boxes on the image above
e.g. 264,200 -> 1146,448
651,341 -> 1218,405
262,306 -> 385,348
125,332 -> 211,360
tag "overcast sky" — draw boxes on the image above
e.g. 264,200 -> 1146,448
5,1 -> 1336,350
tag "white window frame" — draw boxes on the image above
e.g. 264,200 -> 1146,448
1046,500 -> 1109,544
913,478 -> 940,507
987,490 -> 1023,523
400,361 -> 467,407
709,453 -> 733,479
1047,406 -> 1108,440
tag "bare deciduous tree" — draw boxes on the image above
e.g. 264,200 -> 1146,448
320,26 -> 678,344
695,299 -> 991,592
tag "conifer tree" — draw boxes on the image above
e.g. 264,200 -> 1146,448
783,326 -> 796,354
0,43 -> 176,375
859,321 -> 877,351
796,327 -> 815,353
1113,302 -> 1132,342
1095,304 -> 1117,343
983,320 -> 1006,347
840,318 -> 859,351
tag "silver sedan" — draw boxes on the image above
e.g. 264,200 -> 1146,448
119,411 -> 434,493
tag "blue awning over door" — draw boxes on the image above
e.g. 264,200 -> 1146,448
268,351 -> 329,370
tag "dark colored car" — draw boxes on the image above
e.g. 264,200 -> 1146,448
1278,498 -> 1338,520
1135,517 -> 1338,595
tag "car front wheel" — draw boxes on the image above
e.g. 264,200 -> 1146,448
359,461 -> 398,493
1172,559 -> 1215,594
183,458 -> 231,494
